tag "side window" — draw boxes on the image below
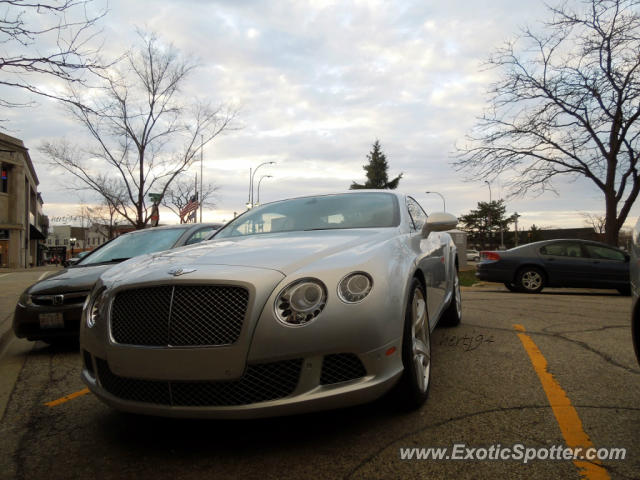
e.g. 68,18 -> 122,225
540,242 -> 585,258
584,244 -> 625,261
185,227 -> 214,246
406,197 -> 428,232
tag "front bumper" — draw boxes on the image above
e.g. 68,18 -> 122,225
81,341 -> 403,418
13,303 -> 83,341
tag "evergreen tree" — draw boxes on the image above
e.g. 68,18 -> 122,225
350,140 -> 402,189
529,224 -> 542,242
459,200 -> 517,248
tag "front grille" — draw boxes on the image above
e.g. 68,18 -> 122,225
111,285 -> 249,347
96,358 -> 302,406
320,353 -> 367,385
32,291 -> 89,306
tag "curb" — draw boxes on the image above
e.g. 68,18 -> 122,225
0,313 -> 15,360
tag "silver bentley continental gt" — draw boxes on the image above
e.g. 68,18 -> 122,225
80,191 -> 462,418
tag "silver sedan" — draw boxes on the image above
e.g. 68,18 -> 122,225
80,191 -> 462,418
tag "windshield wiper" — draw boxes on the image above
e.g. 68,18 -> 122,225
84,257 -> 131,266
100,257 -> 132,263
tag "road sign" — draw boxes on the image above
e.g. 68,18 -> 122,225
148,193 -> 162,203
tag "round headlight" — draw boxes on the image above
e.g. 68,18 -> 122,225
275,278 -> 327,326
86,288 -> 105,328
338,272 -> 373,303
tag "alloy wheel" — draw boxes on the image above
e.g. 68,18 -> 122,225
411,287 -> 430,393
521,270 -> 542,291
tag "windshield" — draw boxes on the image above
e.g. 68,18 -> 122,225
79,227 -> 189,265
215,193 -> 400,238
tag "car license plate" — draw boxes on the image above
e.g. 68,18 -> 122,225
39,313 -> 64,329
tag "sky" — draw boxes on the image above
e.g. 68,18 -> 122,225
3,0 -> 637,231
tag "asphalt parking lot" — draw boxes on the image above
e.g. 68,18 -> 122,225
0,272 -> 638,480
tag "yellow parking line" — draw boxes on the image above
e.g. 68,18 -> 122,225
44,388 -> 90,407
513,324 -> 610,480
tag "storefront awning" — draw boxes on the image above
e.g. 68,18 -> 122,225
29,224 -> 46,240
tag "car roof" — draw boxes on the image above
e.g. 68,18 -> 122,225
516,239 -> 624,250
121,223 -> 221,235
253,190 -> 405,207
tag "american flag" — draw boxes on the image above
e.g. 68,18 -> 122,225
180,196 -> 199,219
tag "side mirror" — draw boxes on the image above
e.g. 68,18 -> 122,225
422,212 -> 458,238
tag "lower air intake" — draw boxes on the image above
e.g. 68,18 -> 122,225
320,353 -> 367,385
96,358 -> 302,406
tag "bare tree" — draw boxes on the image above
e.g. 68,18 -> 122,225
162,174 -> 218,223
41,32 -> 237,229
581,211 -> 606,234
79,202 -> 123,240
455,0 -> 640,245
0,0 -> 107,110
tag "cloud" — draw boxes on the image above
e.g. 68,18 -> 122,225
5,0 -> 639,231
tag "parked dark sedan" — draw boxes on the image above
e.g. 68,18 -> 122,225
630,218 -> 640,366
476,239 -> 630,294
13,223 -> 221,344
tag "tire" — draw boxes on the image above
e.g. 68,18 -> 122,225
516,267 -> 545,293
391,277 -> 431,411
440,270 -> 462,327
504,282 -> 521,292
473,256 -> 480,262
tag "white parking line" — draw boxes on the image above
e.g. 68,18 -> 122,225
0,273 -> 8,279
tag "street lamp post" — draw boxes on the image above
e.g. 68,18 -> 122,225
200,135 -> 204,223
247,167 -> 252,207
484,181 -> 492,248
256,175 -> 272,205
425,191 -> 446,211
514,212 -> 521,247
249,161 -> 275,208
69,237 -> 76,259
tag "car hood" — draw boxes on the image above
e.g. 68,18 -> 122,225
27,264 -> 114,295
103,228 -> 399,279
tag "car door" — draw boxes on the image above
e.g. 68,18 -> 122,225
538,241 -> 595,287
407,196 -> 445,327
582,243 -> 630,288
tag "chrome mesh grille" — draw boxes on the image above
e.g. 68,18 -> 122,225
96,359 -> 171,404
111,286 -> 172,346
110,285 -> 249,347
96,358 -> 302,406
169,286 -> 248,346
320,353 -> 367,385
